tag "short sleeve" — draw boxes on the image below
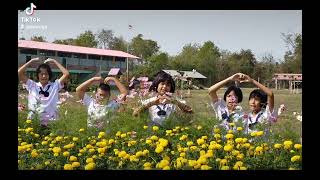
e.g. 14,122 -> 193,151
82,93 -> 93,107
210,98 -> 226,113
25,79 -> 36,92
55,79 -> 64,91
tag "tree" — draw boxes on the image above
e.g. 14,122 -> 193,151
130,34 -> 159,60
109,36 -> 127,52
31,35 -> 46,42
280,33 -> 302,73
53,38 -> 76,45
96,29 -> 114,49
75,30 -> 98,48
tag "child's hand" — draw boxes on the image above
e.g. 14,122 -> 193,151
104,77 -> 115,84
44,58 -> 56,64
239,74 -> 252,83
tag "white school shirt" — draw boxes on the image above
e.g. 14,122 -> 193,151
26,79 -> 63,125
82,93 -> 120,128
141,96 -> 179,126
211,98 -> 243,130
244,105 -> 277,134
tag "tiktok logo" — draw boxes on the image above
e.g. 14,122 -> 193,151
25,3 -> 36,16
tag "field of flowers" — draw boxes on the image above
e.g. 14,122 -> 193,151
18,89 -> 302,170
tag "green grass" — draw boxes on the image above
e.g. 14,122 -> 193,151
18,88 -> 302,142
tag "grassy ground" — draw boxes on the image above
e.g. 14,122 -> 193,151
18,88 -> 302,142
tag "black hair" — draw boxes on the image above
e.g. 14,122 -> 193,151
223,85 -> 243,103
249,89 -> 267,109
149,71 -> 175,93
98,83 -> 111,93
36,64 -> 53,81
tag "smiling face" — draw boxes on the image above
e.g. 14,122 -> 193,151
249,96 -> 262,113
157,81 -> 172,96
38,68 -> 50,86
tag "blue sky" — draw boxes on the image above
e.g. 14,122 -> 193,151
18,10 -> 302,61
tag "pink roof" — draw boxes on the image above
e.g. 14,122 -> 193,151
18,40 -> 140,59
137,77 -> 149,82
273,73 -> 302,81
108,68 -> 122,76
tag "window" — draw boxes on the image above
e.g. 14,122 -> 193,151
39,50 -> 55,56
57,51 -> 72,58
20,48 -> 37,55
26,56 -> 31,63
88,54 -> 101,60
73,53 -> 87,59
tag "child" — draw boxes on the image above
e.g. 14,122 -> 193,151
132,71 -> 193,126
18,58 -> 70,127
208,73 -> 244,130
237,74 -> 277,134
76,76 -> 128,129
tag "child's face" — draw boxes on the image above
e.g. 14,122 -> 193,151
38,68 -> 49,85
249,96 -> 262,113
157,81 -> 171,95
226,91 -> 238,109
95,88 -> 110,103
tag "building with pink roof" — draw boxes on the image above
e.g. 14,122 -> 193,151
18,40 -> 140,82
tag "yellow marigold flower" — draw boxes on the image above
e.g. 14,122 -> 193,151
255,146 -> 263,152
69,156 -> 77,162
237,127 -> 243,131
225,133 -> 234,139
220,159 -> 227,166
79,128 -> 85,132
64,164 -> 73,170
108,139 -> 115,144
284,140 -> 293,146
155,145 -> 164,153
201,136 -> 208,140
55,136 -> 63,141
146,139 -> 152,144
159,138 -> 168,147
85,162 -> 95,170
197,138 -> 205,145
143,162 -> 152,168
31,150 -> 38,158
213,128 -> 220,133
86,158 -> 94,163
162,166 -> 170,170
229,123 -> 235,127
166,130 -> 172,134
235,138 -> 243,144
197,125 -> 202,130
228,130 -> 233,134
294,144 -> 302,150
256,131 -> 264,136
52,147 -> 61,154
180,152 -> 186,157
250,131 -> 257,137
236,153 -> 244,160
158,159 -> 170,168
41,141 -> 48,145
130,155 -> 139,162
240,166 -> 247,170
187,141 -> 194,146
63,151 -> 70,157
201,165 -> 212,170
45,161 -> 50,166
143,149 -> 149,155
26,120 -> 32,124
34,134 -> 40,138
118,151 -> 127,158
25,127 -> 33,133
98,148 -> 106,154
224,144 -> 233,152
151,135 -> 158,141
232,150 -> 240,156
214,134 -> 221,139
120,134 -> 127,138
179,135 -> 188,141
291,155 -> 301,162
143,125 -> 148,129
115,131 -> 121,137
221,166 -> 230,170
152,126 -> 159,131
135,151 -> 143,157
72,162 -> 80,168
242,138 -> 248,143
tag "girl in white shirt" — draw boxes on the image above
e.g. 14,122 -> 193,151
208,73 -> 244,130
132,71 -> 192,126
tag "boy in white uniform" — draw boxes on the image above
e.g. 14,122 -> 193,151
76,76 -> 128,129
